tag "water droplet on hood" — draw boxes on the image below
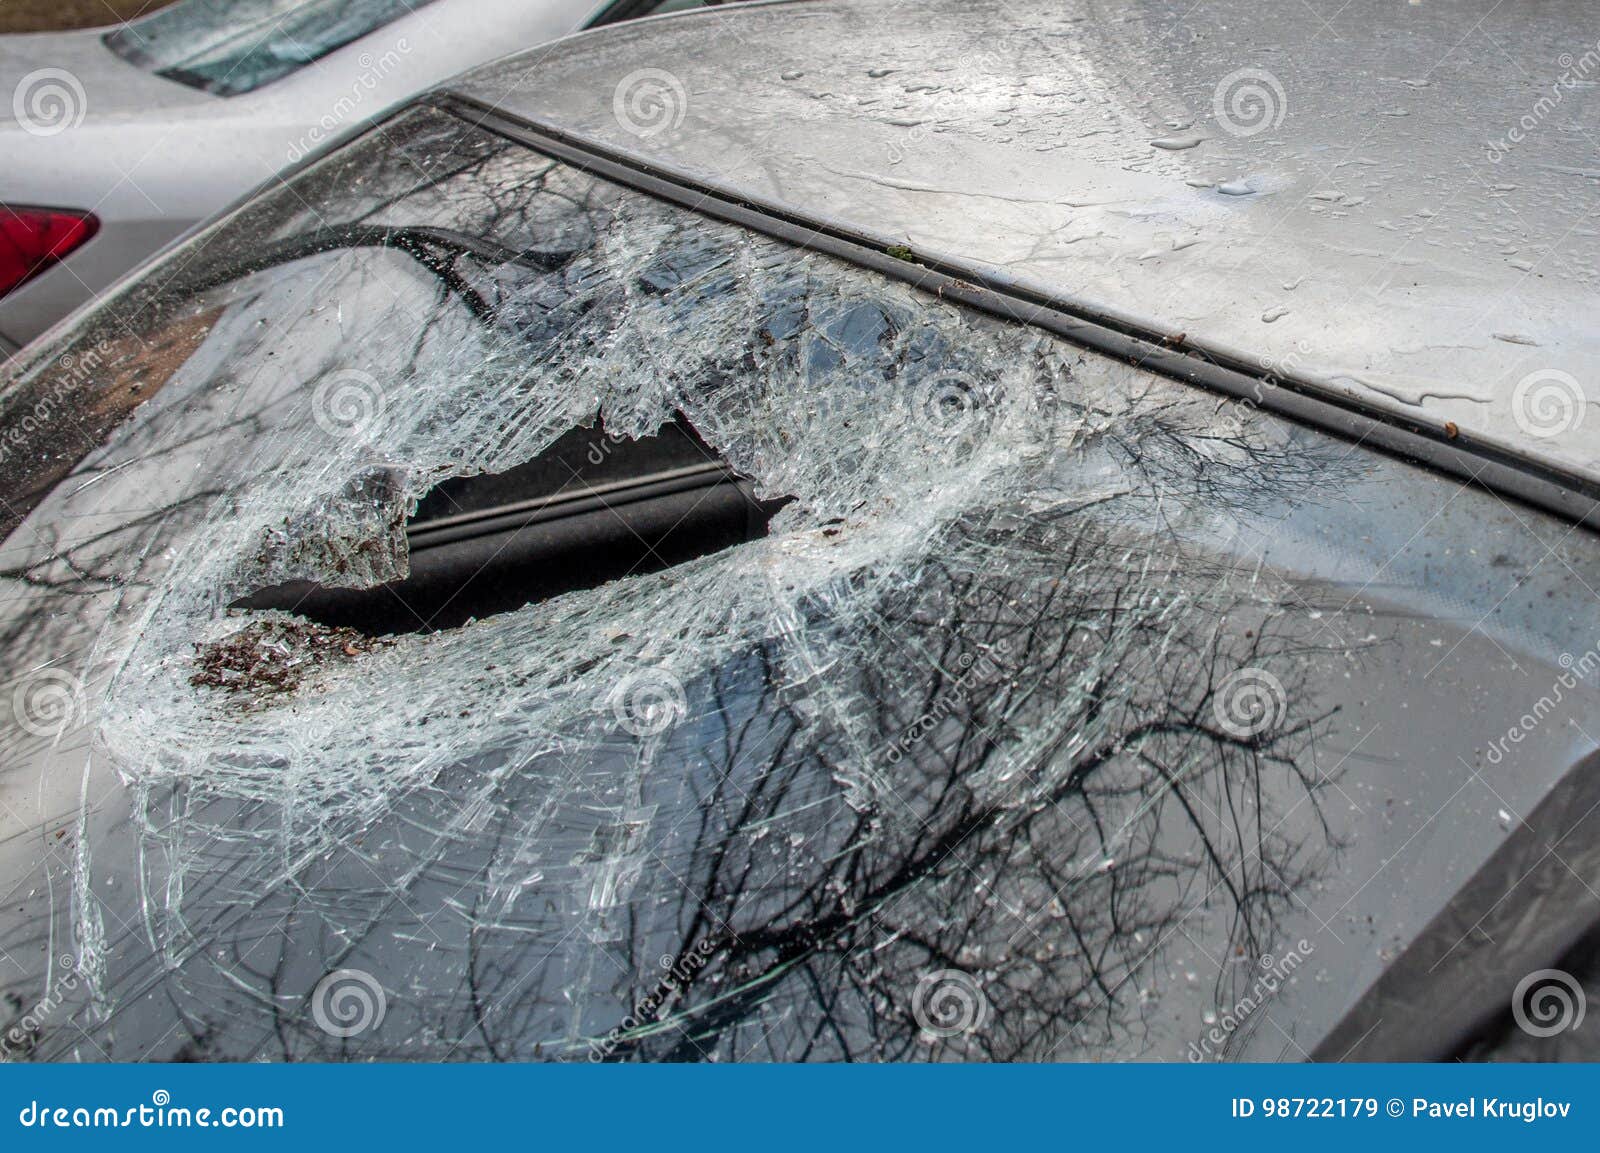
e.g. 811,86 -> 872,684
1150,133 -> 1205,151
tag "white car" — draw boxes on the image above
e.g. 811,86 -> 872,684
0,0 -> 720,355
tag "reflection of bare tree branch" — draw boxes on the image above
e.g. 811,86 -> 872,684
576,515 -> 1342,1062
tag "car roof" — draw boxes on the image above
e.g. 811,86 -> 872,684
450,0 -> 1600,490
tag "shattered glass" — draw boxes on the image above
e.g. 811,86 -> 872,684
1,106 -> 1597,1062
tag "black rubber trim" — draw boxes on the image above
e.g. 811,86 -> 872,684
407,460 -> 739,550
434,90 -> 1600,535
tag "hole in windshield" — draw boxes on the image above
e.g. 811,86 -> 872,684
234,414 -> 792,636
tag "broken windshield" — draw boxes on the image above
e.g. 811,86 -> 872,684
0,105 -> 1597,1062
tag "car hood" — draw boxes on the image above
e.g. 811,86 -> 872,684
453,0 -> 1600,487
0,26 -> 214,128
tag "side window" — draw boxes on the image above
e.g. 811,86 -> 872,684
103,0 -> 435,96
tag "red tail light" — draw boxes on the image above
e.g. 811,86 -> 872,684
0,206 -> 99,298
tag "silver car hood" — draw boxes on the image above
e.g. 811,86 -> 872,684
454,0 -> 1600,485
